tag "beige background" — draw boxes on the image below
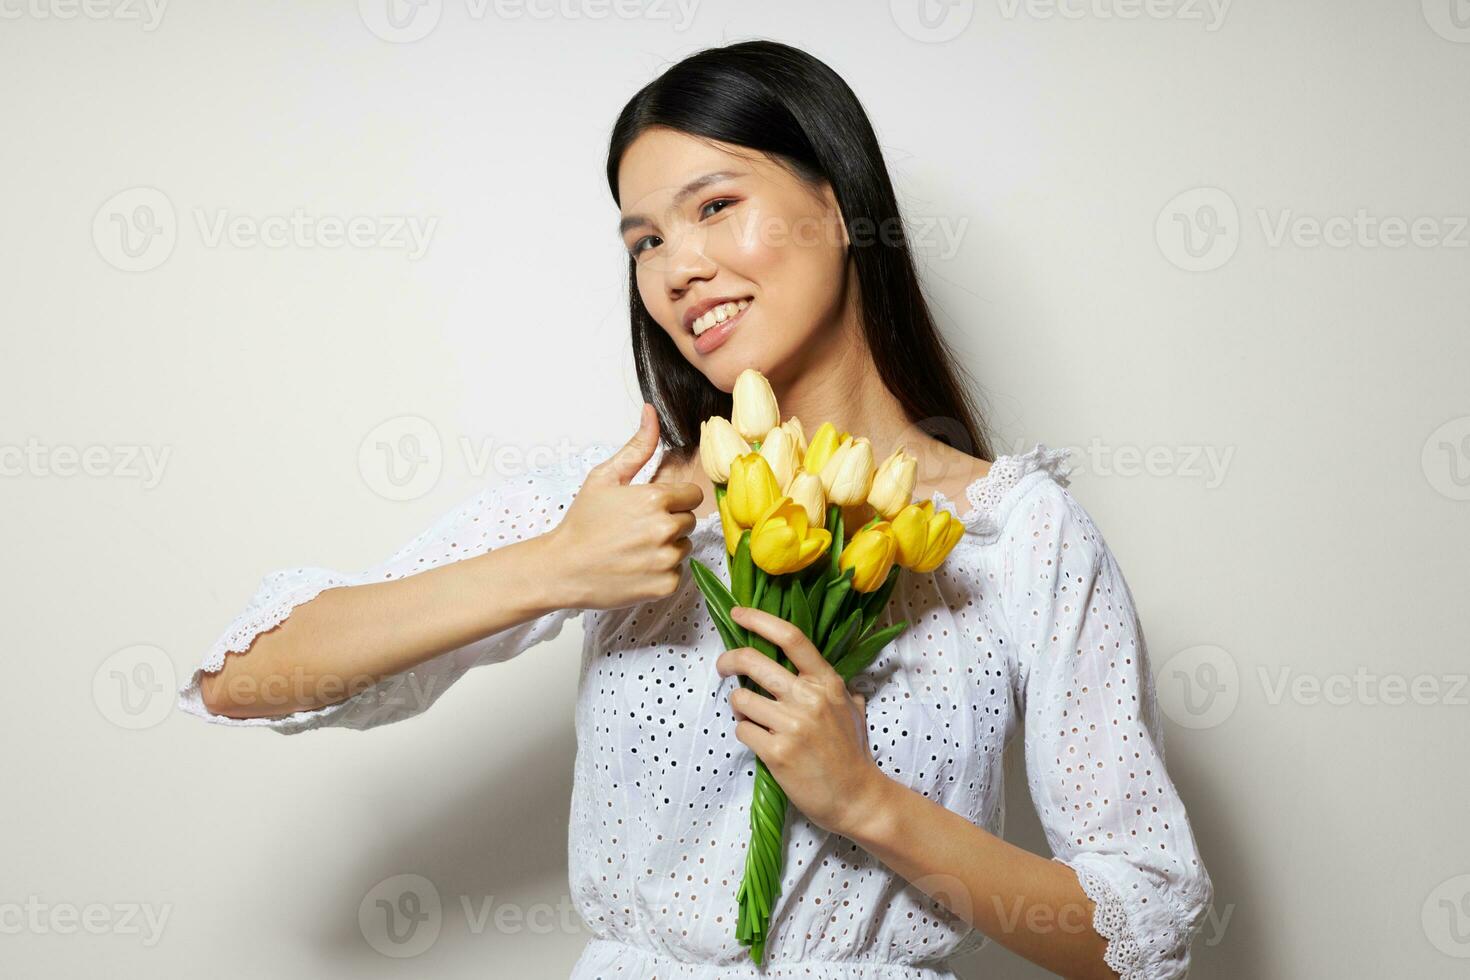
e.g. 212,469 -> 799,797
2,2 -> 1467,977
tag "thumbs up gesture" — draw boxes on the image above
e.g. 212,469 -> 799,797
546,404 -> 706,610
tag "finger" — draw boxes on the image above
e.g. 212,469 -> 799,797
733,719 -> 779,761
669,511 -> 698,539
730,605 -> 833,679
653,480 -> 704,514
589,403 -> 659,486
729,686 -> 792,732
717,647 -> 795,699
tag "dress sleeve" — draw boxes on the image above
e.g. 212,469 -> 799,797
177,448 -> 605,735
1000,479 -> 1214,980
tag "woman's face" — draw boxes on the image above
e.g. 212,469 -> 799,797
617,126 -> 853,393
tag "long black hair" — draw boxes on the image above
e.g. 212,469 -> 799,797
605,39 -> 993,464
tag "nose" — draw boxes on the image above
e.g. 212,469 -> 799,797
661,222 -> 717,297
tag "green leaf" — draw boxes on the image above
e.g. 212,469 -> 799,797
732,531 -> 754,607
815,567 -> 854,644
835,620 -> 908,681
689,558 -> 741,638
705,596 -> 739,650
749,577 -> 784,659
788,577 -> 814,641
821,607 -> 864,665
828,505 -> 844,577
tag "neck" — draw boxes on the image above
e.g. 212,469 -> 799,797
763,266 -> 918,460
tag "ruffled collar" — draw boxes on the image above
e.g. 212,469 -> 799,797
629,438 -> 1074,543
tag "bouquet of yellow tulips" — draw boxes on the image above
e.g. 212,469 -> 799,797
689,368 -> 966,965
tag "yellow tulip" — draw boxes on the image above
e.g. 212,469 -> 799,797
891,500 -> 966,573
698,416 -> 751,484
867,445 -> 917,520
758,423 -> 802,491
725,452 -> 782,527
731,368 -> 779,441
786,470 -> 826,528
803,421 -> 846,476
819,435 -> 876,506
716,490 -> 743,555
749,496 -> 832,575
838,520 -> 898,593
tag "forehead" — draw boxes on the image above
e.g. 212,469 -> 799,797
616,127 -> 777,213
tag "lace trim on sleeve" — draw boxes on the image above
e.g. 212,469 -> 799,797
1060,857 -> 1145,980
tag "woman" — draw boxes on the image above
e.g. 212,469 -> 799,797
181,40 -> 1213,980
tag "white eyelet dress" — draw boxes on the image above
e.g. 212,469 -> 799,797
178,438 -> 1214,980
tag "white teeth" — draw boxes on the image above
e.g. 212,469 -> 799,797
692,299 -> 750,336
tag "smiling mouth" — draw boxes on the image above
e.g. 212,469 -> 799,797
690,298 -> 752,337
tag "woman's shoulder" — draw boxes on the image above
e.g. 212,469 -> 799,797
939,442 -> 1081,545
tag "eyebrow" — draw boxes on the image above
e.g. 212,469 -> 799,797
618,170 -> 745,236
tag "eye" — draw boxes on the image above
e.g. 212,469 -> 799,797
700,198 -> 736,219
629,234 -> 661,257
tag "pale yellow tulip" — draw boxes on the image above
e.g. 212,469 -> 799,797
779,416 -> 807,460
758,423 -> 802,491
731,368 -> 779,442
867,445 -> 918,519
698,416 -> 750,484
819,435 -> 876,506
786,470 -> 826,528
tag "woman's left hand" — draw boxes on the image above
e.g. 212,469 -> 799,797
716,604 -> 891,837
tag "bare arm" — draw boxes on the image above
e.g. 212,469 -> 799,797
198,405 -> 702,722
843,776 -> 1117,980
201,532 -> 566,718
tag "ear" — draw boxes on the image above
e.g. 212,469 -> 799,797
820,182 -> 850,251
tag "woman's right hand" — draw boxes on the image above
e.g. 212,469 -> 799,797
545,404 -> 705,610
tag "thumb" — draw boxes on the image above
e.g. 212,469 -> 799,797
593,403 -> 660,486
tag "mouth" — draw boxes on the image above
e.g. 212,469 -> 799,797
690,297 -> 752,355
